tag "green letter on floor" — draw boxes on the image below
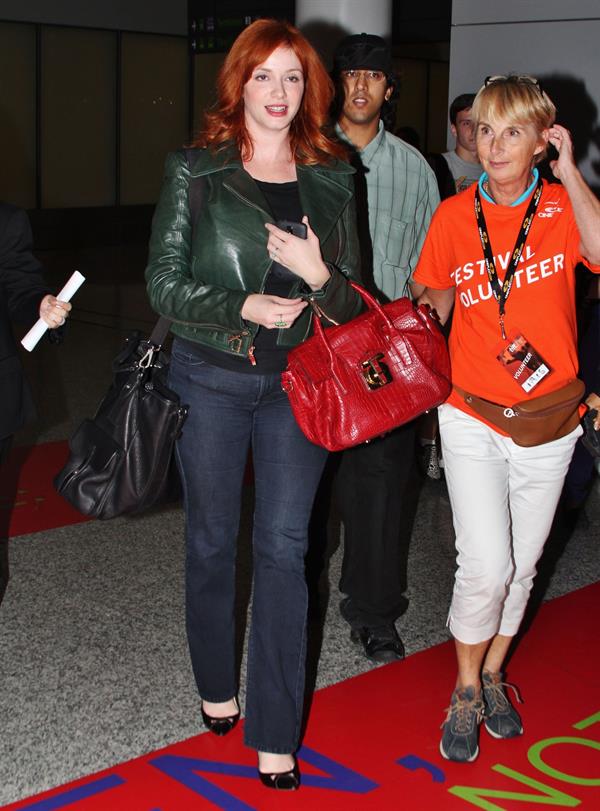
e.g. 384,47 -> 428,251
448,764 -> 580,810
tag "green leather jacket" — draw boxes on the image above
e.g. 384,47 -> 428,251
145,146 -> 362,362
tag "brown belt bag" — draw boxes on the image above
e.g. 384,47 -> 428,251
454,378 -> 585,447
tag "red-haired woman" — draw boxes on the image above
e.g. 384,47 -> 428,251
146,19 -> 361,790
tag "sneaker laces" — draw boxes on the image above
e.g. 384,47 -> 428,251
441,691 -> 484,733
483,676 -> 523,716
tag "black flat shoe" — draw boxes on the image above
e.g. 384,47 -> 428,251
350,624 -> 405,663
201,698 -> 239,737
339,597 -> 406,663
258,759 -> 300,791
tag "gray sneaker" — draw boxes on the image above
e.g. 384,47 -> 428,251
440,686 -> 484,762
482,670 -> 523,739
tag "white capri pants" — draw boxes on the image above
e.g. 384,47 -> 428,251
438,404 -> 581,645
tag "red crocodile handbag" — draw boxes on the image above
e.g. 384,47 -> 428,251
282,282 -> 451,451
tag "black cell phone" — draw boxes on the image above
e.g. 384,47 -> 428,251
276,219 -> 307,239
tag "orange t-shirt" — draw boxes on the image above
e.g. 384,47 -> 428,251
413,180 -> 600,428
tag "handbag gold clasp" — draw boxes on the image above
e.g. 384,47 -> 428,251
361,354 -> 392,389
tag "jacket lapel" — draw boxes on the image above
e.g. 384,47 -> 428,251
297,164 -> 354,244
188,145 -> 355,234
222,169 -> 272,219
188,145 -> 271,218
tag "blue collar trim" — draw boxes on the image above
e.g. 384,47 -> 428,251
478,168 -> 539,206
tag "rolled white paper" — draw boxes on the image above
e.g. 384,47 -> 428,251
21,270 -> 86,352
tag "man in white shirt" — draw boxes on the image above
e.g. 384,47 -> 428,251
430,94 -> 482,199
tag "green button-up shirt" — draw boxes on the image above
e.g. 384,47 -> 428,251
337,121 -> 440,300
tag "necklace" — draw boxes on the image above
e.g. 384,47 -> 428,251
482,179 -> 495,202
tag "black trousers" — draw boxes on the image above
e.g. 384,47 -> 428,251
0,435 -> 13,606
335,421 -> 417,627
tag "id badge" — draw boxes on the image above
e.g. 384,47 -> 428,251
496,331 -> 552,394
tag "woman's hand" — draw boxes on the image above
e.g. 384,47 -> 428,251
547,124 -> 577,181
548,123 -> 600,265
416,287 -> 455,326
265,216 -> 330,290
39,295 -> 72,329
241,293 -> 307,329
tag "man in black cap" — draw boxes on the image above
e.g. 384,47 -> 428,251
329,33 -> 439,663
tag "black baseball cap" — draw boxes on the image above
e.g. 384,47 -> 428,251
332,33 -> 392,75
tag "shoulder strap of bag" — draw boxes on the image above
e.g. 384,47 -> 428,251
149,149 -> 205,347
148,316 -> 173,347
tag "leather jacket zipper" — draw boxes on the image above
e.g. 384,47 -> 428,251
168,317 -> 229,330
169,319 -> 255,360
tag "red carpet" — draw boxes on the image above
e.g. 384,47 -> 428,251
0,441 -> 91,537
4,582 -> 599,810
0,442 -> 255,538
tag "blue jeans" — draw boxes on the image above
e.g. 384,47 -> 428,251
169,342 -> 328,753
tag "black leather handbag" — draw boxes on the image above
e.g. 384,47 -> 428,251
54,150 -> 208,519
54,318 -> 188,519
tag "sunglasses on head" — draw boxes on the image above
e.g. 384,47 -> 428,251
484,75 -> 543,95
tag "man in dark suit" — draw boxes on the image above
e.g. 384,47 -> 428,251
0,202 -> 71,604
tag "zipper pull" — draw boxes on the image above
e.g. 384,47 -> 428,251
248,345 -> 257,366
309,297 -> 340,326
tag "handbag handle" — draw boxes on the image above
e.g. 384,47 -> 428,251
347,281 -> 395,320
310,280 -> 407,344
310,281 -> 395,341
307,281 -> 413,395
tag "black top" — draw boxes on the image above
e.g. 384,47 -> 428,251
178,179 -> 303,374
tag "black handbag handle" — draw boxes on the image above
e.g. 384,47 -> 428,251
148,316 -> 173,348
